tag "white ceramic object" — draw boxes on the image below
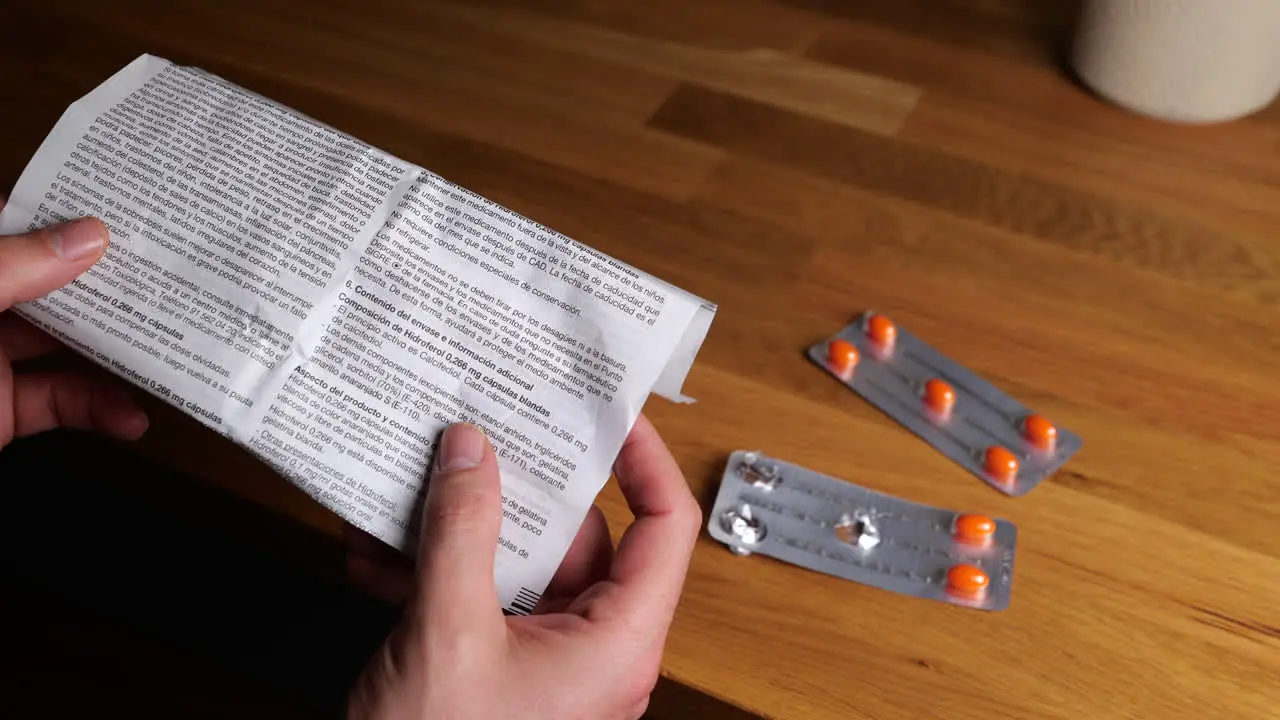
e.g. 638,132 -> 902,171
1072,0 -> 1280,123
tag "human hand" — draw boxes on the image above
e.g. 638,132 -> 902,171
0,196 -> 148,448
346,414 -> 702,720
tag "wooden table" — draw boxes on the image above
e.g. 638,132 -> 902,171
5,1 -> 1279,717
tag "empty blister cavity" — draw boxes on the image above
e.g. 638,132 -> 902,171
706,451 -> 1018,611
807,311 -> 1082,496
721,504 -> 766,556
835,513 -> 881,550
738,451 -> 781,491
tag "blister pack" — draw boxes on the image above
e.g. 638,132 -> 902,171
808,311 -> 1081,497
707,450 -> 1017,611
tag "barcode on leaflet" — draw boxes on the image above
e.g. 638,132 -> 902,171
508,587 -> 542,616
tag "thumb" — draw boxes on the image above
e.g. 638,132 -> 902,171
417,423 -> 505,634
0,218 -> 109,311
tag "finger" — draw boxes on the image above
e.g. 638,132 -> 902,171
539,506 -> 613,610
0,217 -> 109,312
12,370 -> 149,441
627,695 -> 651,720
0,314 -> 61,361
347,552 -> 415,605
589,414 -> 701,623
417,423 -> 505,636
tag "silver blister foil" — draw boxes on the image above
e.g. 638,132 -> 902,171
707,450 -> 1017,611
808,311 -> 1082,497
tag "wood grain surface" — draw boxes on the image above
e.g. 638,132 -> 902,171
3,1 -> 1279,718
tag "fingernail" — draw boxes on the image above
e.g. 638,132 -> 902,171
436,424 -> 485,472
49,218 -> 106,261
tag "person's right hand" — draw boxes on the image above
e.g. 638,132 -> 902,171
0,196 -> 148,449
346,415 -> 702,720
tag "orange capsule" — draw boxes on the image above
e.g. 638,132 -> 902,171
826,338 -> 859,374
1023,414 -> 1057,451
865,314 -> 897,350
946,564 -> 990,598
922,378 -> 956,417
953,514 -> 996,544
983,446 -> 1020,485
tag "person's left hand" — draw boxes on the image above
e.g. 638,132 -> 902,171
0,196 -> 148,449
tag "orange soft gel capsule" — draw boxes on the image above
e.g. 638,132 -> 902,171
1023,414 -> 1057,451
983,446 -> 1019,485
826,338 -> 859,373
946,564 -> 990,598
953,514 -> 996,544
922,378 -> 956,417
865,313 -> 897,349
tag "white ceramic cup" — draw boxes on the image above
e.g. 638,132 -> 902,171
1072,0 -> 1280,123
